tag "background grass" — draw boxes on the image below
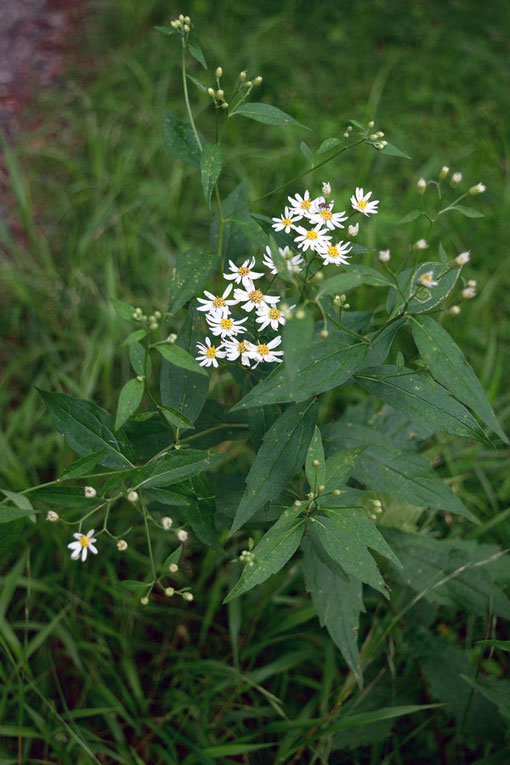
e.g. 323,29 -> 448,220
1,0 -> 510,761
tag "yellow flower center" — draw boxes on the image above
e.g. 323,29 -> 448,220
238,267 -> 250,276
306,230 -> 318,240
300,199 -> 311,210
327,246 -> 339,258
79,535 -> 90,548
257,344 -> 270,356
237,341 -> 248,353
206,346 -> 217,358
213,297 -> 225,308
249,290 -> 264,304
282,218 -> 292,226
320,210 -> 333,221
268,307 -> 281,320
220,318 -> 233,330
357,199 -> 368,210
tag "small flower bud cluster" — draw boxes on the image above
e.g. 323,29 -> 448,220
343,124 -> 353,138
170,14 -> 191,33
132,307 -> 162,330
462,280 -> 477,300
367,123 -> 387,150
333,293 -> 349,310
239,549 -> 255,567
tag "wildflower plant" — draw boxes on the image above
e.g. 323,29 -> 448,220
3,15 -> 507,686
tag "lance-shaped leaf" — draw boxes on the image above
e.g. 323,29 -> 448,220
355,365 -> 492,447
209,182 -> 254,261
188,40 -> 207,69
322,421 -> 476,521
361,318 -> 406,368
224,505 -> 305,602
410,315 -> 507,443
232,341 -> 367,410
167,247 -> 217,316
309,507 -> 401,596
200,142 -> 222,210
302,538 -> 363,686
230,400 -> 318,534
156,343 -> 208,377
59,450 -> 106,481
163,111 -> 203,167
129,341 -> 150,377
132,449 -> 222,490
282,306 -> 314,380
115,378 -> 144,431
321,447 -> 364,496
386,261 -> 460,316
0,506 -> 37,522
187,474 -> 223,552
305,426 -> 326,489
39,390 -> 135,469
317,265 -> 393,299
231,102 -> 311,130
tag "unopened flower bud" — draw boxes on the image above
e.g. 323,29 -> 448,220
165,587 -> 175,597
177,529 -> 188,542
343,303 -> 350,310
84,486 -> 97,499
154,310 -> 162,320
449,305 -> 461,316
369,133 -> 379,142
450,172 -> 462,187
312,459 -> 320,467
169,563 -> 179,573
455,251 -> 470,266
377,131 -> 384,138
379,140 -> 388,148
320,329 -> 329,339
462,286 -> 476,300
170,20 -> 180,29
348,222 -> 359,237
136,375 -> 144,382
368,120 -> 375,128
132,312 -> 139,320
467,279 -> 477,287
127,490 -> 139,503
215,67 -> 223,78
216,89 -> 224,99
162,516 -> 173,530
322,181 -> 331,197
245,80 -> 253,88
296,309 -> 306,319
417,178 -> 427,195
149,322 -> 158,331
141,315 -> 147,322
332,489 -> 341,496
184,16 -> 190,24
207,87 -> 215,97
182,592 -> 193,602
307,492 -> 314,500
253,76 -> 263,85
333,295 -> 342,307
469,182 -> 486,195
167,333 -> 177,344
221,102 -> 229,109
314,270 -> 324,281
413,239 -> 428,251
379,249 -> 391,262
439,166 -> 449,179
178,14 -> 185,22
46,510 -> 59,522
140,596 -> 149,605
183,24 -> 190,32
317,484 -> 325,493
239,70 -> 247,81
294,500 -> 302,507
117,539 -> 128,551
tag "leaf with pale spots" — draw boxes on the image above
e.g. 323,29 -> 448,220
282,306 -> 314,380
320,448 -> 364,496
163,111 -> 204,167
200,142 -> 222,210
232,102 -> 311,130
230,400 -> 318,534
132,449 -> 223,490
167,247 -> 217,316
305,426 -> 326,489
115,378 -> 144,431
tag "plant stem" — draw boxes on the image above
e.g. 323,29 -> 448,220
182,40 -> 202,152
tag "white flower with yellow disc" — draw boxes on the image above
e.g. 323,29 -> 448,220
206,313 -> 248,338
196,284 -> 237,317
293,224 -> 332,253
195,337 -> 226,368
350,187 -> 379,216
249,336 -> 284,365
233,280 -> 280,312
68,529 -> 98,562
256,303 -> 295,331
223,257 -> 264,288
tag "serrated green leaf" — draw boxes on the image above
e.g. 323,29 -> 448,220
0,506 -> 37,523
120,329 -> 147,347
230,400 -> 318,534
440,204 -> 484,219
167,247 -> 217,315
398,209 -> 423,224
224,505 -> 305,601
159,406 -> 195,430
39,390 -> 134,469
386,262 -> 460,316
317,137 -> 344,154
232,102 -> 311,130
410,315 -> 507,443
188,40 -> 207,69
300,141 -> 314,166
305,426 -> 326,489
232,341 -> 367,409
111,297 -> 136,321
156,343 -> 208,377
200,143 -> 222,210
356,365 -> 492,447
282,306 -> 314,379
132,449 -> 221,490
380,142 -> 410,159
115,378 -> 144,431
163,111 -> 203,167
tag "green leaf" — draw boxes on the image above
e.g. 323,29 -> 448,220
302,538 -> 363,685
398,209 -> 423,224
348,119 -> 366,131
282,305 -> 314,379
128,341 -> 150,378
230,400 -> 318,534
188,474 -> 223,552
159,406 -> 195,430
160,305 -> 209,426
380,142 -> 410,159
440,204 -> 484,219
30,486 -> 99,508
0,519 -> 26,557
321,447 -> 363,495
120,329 -> 147,347
317,137 -> 344,154
156,343 -> 208,377
132,449 -> 221,490
167,247 -> 217,316
386,261 -> 460,316
39,390 -> 135,469
476,640 -> 510,652
322,421 -> 476,522
305,426 -> 326,489
232,102 -> 311,130
224,505 -> 305,601
300,141 -> 314,166
317,265 -> 392,298
200,143 -> 222,210
232,341 -> 368,409
210,182 -> 254,261
0,506 -> 37,523
188,40 -> 207,69
361,318 -> 406,367
356,365 -> 493,447
154,25 -> 177,36
115,378 -> 144,431
111,297 -> 136,321
410,315 -> 507,443
161,545 -> 183,572
1,489 -> 33,510
460,676 -> 510,722
186,73 -> 209,93
120,580 -> 151,591
163,111 -> 203,167
438,242 -> 448,266
145,484 -> 195,508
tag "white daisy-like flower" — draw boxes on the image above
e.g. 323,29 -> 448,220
350,187 -> 379,216
309,200 -> 347,231
223,338 -> 254,366
196,284 -> 237,317
287,190 -> 314,220
348,222 -> 359,237
223,257 -> 264,288
233,280 -> 280,312
250,336 -> 284,365
206,313 -> 248,339
462,286 -> 477,299
177,529 -> 188,542
294,224 -> 332,253
46,510 -> 59,522
262,245 -> 303,275
419,271 -> 439,287
195,337 -> 226,368
256,302 -> 295,331
379,249 -> 391,262
322,181 -> 331,197
68,529 -> 98,562
162,516 -> 173,530
271,206 -> 299,233
84,486 -> 96,499
117,539 -> 128,551
318,241 -> 352,266
455,251 -> 470,266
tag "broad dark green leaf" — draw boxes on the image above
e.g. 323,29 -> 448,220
0,506 -> 36,523
1,490 -> 32,510
410,315 -> 507,443
460,676 -> 510,722
163,111 -> 203,167
322,421 -> 476,521
188,474 -> 223,552
398,209 -> 423,224
361,318 -> 406,368
282,306 -> 314,379
224,505 -> 305,601
200,143 -> 222,210
317,265 -> 393,299
245,405 -> 280,453
156,343 -> 208,377
31,487 -> 99,509
317,137 -> 344,154
356,365 -> 492,446
115,378 -> 144,431
232,341 -> 367,410
305,426 -> 326,489
188,40 -> 207,69
133,449 -> 221,490
302,538 -> 363,685
440,204 -> 484,219
321,447 -> 363,495
145,484 -> 195,508
159,406 -> 195,430
232,102 -> 311,130
230,400 -> 318,534
167,247 -> 217,316
210,182 -> 253,262
380,142 -> 410,159
39,390 -> 135,469
386,262 -> 460,316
